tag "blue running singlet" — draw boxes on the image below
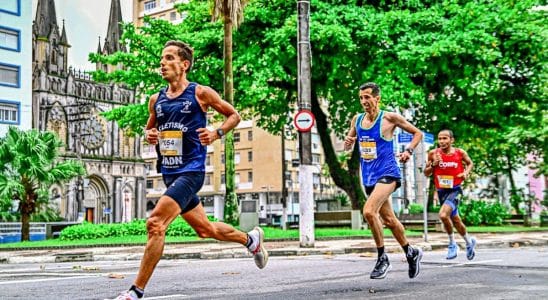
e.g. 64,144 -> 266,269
356,111 -> 401,187
154,83 -> 206,174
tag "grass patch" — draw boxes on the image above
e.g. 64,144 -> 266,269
0,235 -> 202,249
466,225 -> 548,233
1,225 -> 545,250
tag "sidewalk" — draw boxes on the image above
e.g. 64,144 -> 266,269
1,231 -> 547,264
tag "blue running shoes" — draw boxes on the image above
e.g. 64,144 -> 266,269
447,242 -> 458,260
466,237 -> 477,260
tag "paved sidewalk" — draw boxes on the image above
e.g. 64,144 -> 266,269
1,231 -> 547,264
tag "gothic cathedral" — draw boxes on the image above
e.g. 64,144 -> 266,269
31,0 -> 146,223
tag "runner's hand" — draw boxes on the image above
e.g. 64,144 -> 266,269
432,152 -> 442,166
398,151 -> 411,163
344,136 -> 356,151
145,128 -> 159,145
457,172 -> 467,179
196,128 -> 216,145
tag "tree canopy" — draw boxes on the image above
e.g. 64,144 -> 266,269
0,127 -> 86,240
91,0 -> 547,206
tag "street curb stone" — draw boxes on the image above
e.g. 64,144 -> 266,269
1,232 -> 547,264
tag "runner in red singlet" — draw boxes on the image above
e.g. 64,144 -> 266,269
424,129 -> 477,260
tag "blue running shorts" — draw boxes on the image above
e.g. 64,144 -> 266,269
438,186 -> 463,217
365,176 -> 402,196
162,172 -> 205,213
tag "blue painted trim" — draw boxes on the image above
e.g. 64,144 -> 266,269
0,25 -> 21,52
0,99 -> 21,125
0,0 -> 21,16
0,62 -> 20,88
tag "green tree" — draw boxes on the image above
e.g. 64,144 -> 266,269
212,0 -> 249,224
0,127 -> 86,241
90,0 -> 546,208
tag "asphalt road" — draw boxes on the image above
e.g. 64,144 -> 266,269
0,247 -> 547,300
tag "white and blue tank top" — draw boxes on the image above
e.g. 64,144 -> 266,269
356,111 -> 401,187
154,82 -> 206,174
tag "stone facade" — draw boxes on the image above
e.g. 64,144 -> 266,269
32,0 -> 145,223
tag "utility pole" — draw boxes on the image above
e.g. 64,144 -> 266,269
281,129 -> 288,230
297,0 -> 314,247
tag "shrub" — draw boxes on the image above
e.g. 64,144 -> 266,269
408,203 -> 423,214
335,194 -> 350,207
428,205 -> 441,213
59,216 -> 217,240
459,199 -> 510,226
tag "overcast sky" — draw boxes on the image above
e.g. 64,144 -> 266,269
32,0 -> 133,71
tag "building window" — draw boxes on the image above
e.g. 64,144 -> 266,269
312,154 -> 321,164
0,0 -> 20,16
0,100 -> 19,124
221,173 -> 225,184
221,153 -> 225,164
0,26 -> 19,52
144,0 -> 156,11
0,63 -> 20,87
313,142 -> 319,150
248,151 -> 253,162
170,11 -> 177,21
205,155 -> 211,166
248,130 -> 253,141
234,132 -> 240,143
204,174 -> 211,185
235,173 -> 240,184
235,152 -> 240,164
146,180 -> 153,189
248,171 -> 253,183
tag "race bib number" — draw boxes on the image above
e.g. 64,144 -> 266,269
360,140 -> 377,160
159,131 -> 183,156
438,175 -> 454,189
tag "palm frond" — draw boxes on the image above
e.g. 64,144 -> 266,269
211,0 -> 249,28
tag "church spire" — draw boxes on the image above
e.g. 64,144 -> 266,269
103,0 -> 125,54
60,19 -> 69,46
97,36 -> 102,54
34,0 -> 58,38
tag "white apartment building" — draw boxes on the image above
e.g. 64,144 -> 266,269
0,0 -> 32,136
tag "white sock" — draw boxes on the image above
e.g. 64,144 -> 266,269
448,233 -> 455,244
247,230 -> 259,251
463,233 -> 471,245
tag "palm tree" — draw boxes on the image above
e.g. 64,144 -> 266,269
0,127 -> 86,241
211,0 -> 248,224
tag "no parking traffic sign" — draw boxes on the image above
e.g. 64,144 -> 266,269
293,110 -> 315,132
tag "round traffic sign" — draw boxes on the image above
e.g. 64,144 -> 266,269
293,110 -> 315,132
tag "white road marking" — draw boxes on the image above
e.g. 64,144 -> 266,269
104,295 -> 188,300
0,271 -> 138,285
439,259 -> 502,267
0,275 -> 98,285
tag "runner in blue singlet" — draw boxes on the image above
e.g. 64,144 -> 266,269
111,41 -> 268,300
345,82 -> 424,280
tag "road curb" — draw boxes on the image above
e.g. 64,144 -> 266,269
2,237 -> 547,264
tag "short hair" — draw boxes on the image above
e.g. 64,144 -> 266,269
439,129 -> 454,138
164,40 -> 194,72
359,82 -> 381,96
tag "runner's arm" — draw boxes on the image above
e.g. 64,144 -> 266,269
195,85 -> 241,145
457,149 -> 474,179
144,93 -> 159,144
424,150 -> 435,176
344,115 -> 358,151
387,112 -> 423,162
